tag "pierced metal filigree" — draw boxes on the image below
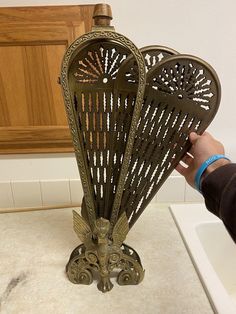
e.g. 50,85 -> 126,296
66,211 -> 144,292
60,3 -> 221,292
142,45 -> 178,72
73,44 -> 127,84
117,55 -> 220,227
151,57 -> 216,109
61,4 -> 146,292
61,29 -> 146,230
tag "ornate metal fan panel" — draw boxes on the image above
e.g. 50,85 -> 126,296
60,3 -> 221,293
69,41 -> 136,220
61,27 -> 146,229
117,55 -> 220,227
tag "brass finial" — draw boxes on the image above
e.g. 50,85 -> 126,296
93,3 -> 113,26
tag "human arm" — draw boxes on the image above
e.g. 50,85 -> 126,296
176,132 -> 236,242
176,132 -> 230,189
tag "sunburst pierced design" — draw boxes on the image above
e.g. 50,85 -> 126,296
151,56 -> 217,110
142,45 -> 178,72
124,45 -> 178,84
73,42 -> 128,85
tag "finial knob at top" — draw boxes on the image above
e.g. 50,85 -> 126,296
93,3 -> 113,26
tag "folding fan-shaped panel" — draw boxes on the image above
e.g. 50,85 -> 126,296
107,45 -> 178,226
68,41 -> 133,218
116,55 -> 221,228
61,31 -> 146,228
78,45 -> 178,224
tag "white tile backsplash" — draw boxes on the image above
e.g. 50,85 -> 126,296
0,182 -> 14,208
40,180 -> 71,206
11,181 -> 42,208
0,176 -> 201,210
69,179 -> 83,205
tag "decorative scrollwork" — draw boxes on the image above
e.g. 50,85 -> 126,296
109,253 -> 120,264
66,251 -> 93,285
85,252 -> 98,264
118,244 -> 144,284
66,242 -> 144,291
75,269 -> 93,285
117,270 -> 137,285
66,212 -> 144,292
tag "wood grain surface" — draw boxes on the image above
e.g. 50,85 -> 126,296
0,5 -> 95,154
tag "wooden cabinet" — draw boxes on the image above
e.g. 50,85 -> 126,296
0,5 -> 95,153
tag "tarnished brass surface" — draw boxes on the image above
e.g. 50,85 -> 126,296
60,5 -> 146,231
66,211 -> 144,292
61,3 -> 221,292
116,53 -> 220,227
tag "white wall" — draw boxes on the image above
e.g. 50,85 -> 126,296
1,0 -> 236,182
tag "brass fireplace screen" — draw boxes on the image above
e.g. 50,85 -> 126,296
60,4 -> 220,292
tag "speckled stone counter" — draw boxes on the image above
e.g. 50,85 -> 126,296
0,204 -> 213,314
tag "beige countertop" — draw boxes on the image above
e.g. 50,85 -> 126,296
0,204 -> 213,314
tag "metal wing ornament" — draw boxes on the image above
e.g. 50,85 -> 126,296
60,4 -> 220,292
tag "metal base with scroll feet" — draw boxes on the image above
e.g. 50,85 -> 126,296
66,211 -> 144,292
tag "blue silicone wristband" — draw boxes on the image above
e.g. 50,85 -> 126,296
194,154 -> 230,192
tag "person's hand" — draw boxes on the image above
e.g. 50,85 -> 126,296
176,132 -> 230,188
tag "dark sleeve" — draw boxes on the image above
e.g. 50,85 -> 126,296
201,163 -> 236,243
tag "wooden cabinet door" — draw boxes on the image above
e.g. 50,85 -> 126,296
0,5 -> 94,153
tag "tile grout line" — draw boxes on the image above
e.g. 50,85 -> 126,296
10,180 -> 16,208
2,177 -> 198,209
39,180 -> 44,208
68,179 -> 72,205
